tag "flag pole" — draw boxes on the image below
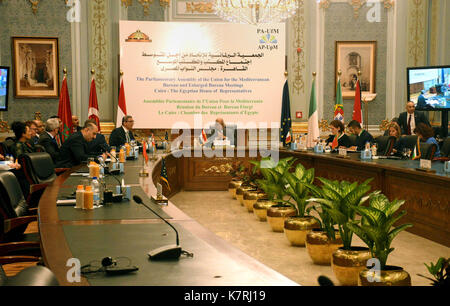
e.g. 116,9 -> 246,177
139,137 -> 149,177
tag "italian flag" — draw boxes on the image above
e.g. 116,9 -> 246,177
307,78 -> 319,148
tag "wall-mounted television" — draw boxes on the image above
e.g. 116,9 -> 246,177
407,65 -> 450,111
0,66 -> 9,111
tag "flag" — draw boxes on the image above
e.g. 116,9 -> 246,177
57,75 -> 73,142
151,133 -> 156,148
116,77 -> 127,128
88,78 -> 100,131
334,78 -> 344,122
160,157 -> 171,191
412,137 -> 421,160
307,78 -> 319,148
165,131 -> 169,141
285,131 -> 291,144
142,140 -> 148,165
280,80 -> 291,146
331,135 -> 338,150
201,129 -> 208,144
352,79 -> 362,124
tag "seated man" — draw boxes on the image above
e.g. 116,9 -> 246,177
85,119 -> 111,155
72,115 -> 82,132
206,118 -> 237,146
397,101 -> 430,135
347,120 -> 374,151
37,118 -> 61,163
109,115 -> 136,148
56,120 -> 105,168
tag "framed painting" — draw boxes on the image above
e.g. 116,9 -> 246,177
12,37 -> 59,98
335,41 -> 377,99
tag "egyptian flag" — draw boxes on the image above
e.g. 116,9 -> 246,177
57,74 -> 73,142
201,129 -> 208,144
142,140 -> 148,165
160,157 -> 171,191
334,78 -> 344,122
352,79 -> 363,124
116,76 -> 127,128
88,77 -> 100,131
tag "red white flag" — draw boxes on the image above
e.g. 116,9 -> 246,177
88,78 -> 100,131
285,131 -> 291,144
116,77 -> 127,127
151,133 -> 156,148
331,135 -> 338,150
57,75 -> 73,142
352,79 -> 363,124
201,129 -> 208,143
142,140 -> 148,165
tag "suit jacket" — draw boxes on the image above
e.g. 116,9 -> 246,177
206,126 -> 238,147
87,133 -> 110,155
325,133 -> 352,149
398,111 -> 430,135
354,130 -> 374,151
56,131 -> 97,168
109,126 -> 135,148
38,132 -> 60,163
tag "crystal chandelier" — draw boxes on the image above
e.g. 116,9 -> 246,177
213,0 -> 299,24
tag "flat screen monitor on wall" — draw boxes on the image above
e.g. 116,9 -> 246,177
0,66 -> 9,111
407,65 -> 450,111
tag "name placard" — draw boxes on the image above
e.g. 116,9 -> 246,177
419,159 -> 432,169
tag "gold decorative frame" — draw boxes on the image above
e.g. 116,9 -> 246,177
12,37 -> 60,98
335,41 -> 376,99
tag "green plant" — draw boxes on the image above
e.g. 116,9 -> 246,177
417,257 -> 449,287
250,157 -> 295,201
306,202 -> 338,241
229,160 -> 245,179
275,162 -> 315,216
345,193 -> 413,270
305,178 -> 373,250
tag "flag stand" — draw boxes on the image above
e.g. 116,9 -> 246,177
139,157 -> 149,177
362,94 -> 377,131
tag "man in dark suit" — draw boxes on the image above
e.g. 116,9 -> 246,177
38,118 -> 61,163
347,120 -> 374,151
109,115 -> 136,148
397,101 -> 430,135
72,115 -> 82,132
56,120 -> 104,168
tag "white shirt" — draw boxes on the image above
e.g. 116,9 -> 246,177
408,113 -> 416,134
122,126 -> 131,143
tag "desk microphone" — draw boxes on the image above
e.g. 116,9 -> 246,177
133,195 -> 184,260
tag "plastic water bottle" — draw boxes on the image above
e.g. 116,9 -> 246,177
91,177 -> 101,206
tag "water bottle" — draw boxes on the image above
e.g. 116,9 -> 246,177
91,177 -> 101,206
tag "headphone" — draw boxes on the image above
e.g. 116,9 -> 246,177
80,256 -> 130,275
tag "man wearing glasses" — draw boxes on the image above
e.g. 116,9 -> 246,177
109,115 -> 137,147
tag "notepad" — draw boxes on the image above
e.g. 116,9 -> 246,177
57,199 -> 77,206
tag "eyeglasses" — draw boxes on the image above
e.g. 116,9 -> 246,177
126,120 -> 134,123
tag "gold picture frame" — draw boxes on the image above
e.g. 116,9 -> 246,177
335,41 -> 377,99
12,37 -> 60,98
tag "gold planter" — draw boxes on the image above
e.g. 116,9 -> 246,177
228,179 -> 243,199
284,216 -> 320,247
253,199 -> 276,222
266,205 -> 297,232
305,229 -> 343,265
243,190 -> 267,212
236,185 -> 257,206
359,266 -> 411,286
332,247 -> 371,286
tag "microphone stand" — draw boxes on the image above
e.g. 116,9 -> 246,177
133,195 -> 192,260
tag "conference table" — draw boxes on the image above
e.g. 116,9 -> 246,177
38,147 -> 450,286
37,149 -> 298,286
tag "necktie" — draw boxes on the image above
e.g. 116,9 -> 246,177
126,131 -> 130,143
407,114 -> 411,135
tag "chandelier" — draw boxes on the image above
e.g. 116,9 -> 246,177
213,0 -> 299,24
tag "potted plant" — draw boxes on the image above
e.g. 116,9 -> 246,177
346,193 -> 413,286
304,202 -> 343,265
235,163 -> 259,206
276,163 -> 320,245
306,177 -> 374,286
228,161 -> 245,199
251,157 -> 295,225
417,257 -> 449,287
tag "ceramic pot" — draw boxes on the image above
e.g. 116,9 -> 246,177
266,205 -> 297,232
359,265 -> 411,286
243,190 -> 267,212
236,184 -> 257,206
228,179 -> 243,199
253,199 -> 276,221
332,247 -> 371,286
305,229 -> 343,264
283,216 -> 320,247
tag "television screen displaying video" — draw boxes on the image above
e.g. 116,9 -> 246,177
0,66 -> 9,111
407,66 -> 450,111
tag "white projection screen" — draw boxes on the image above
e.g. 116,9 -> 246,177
119,21 -> 285,129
